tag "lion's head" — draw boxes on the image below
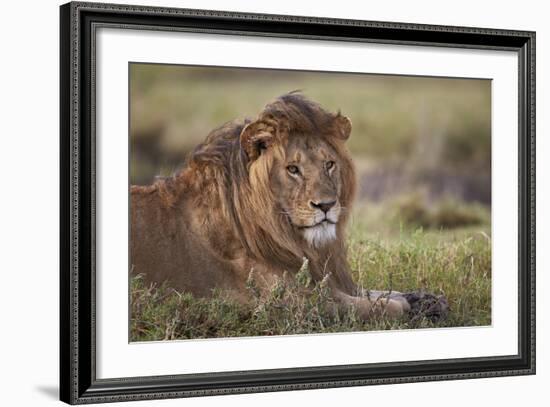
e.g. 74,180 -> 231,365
185,92 -> 356,283
239,94 -> 355,249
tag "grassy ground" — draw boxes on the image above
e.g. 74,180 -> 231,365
130,200 -> 491,342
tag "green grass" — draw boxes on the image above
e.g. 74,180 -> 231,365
130,202 -> 491,342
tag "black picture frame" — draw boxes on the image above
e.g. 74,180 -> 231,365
60,1 -> 536,404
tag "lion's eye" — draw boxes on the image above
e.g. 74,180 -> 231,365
325,161 -> 335,171
286,165 -> 300,175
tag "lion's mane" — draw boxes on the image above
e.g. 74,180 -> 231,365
131,92 -> 358,296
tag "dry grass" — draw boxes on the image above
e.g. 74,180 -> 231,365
130,212 -> 491,341
394,194 -> 489,229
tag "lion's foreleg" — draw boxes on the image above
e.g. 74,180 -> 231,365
363,290 -> 411,312
332,289 -> 408,320
363,290 -> 450,322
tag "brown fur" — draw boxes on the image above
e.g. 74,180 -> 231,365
130,93 -> 408,318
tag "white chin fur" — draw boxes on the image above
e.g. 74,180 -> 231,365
302,222 -> 336,248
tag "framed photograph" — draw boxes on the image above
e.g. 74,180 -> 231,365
60,1 -> 535,404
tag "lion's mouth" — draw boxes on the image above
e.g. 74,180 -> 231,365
297,219 -> 336,229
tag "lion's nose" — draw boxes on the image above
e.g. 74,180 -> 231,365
310,200 -> 336,214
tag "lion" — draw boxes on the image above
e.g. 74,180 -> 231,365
130,92 -> 445,321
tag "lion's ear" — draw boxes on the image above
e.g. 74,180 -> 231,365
334,114 -> 352,141
240,122 -> 275,162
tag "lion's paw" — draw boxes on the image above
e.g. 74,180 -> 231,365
402,291 -> 449,322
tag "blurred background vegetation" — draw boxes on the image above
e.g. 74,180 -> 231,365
130,63 -> 491,209
129,64 -> 492,338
